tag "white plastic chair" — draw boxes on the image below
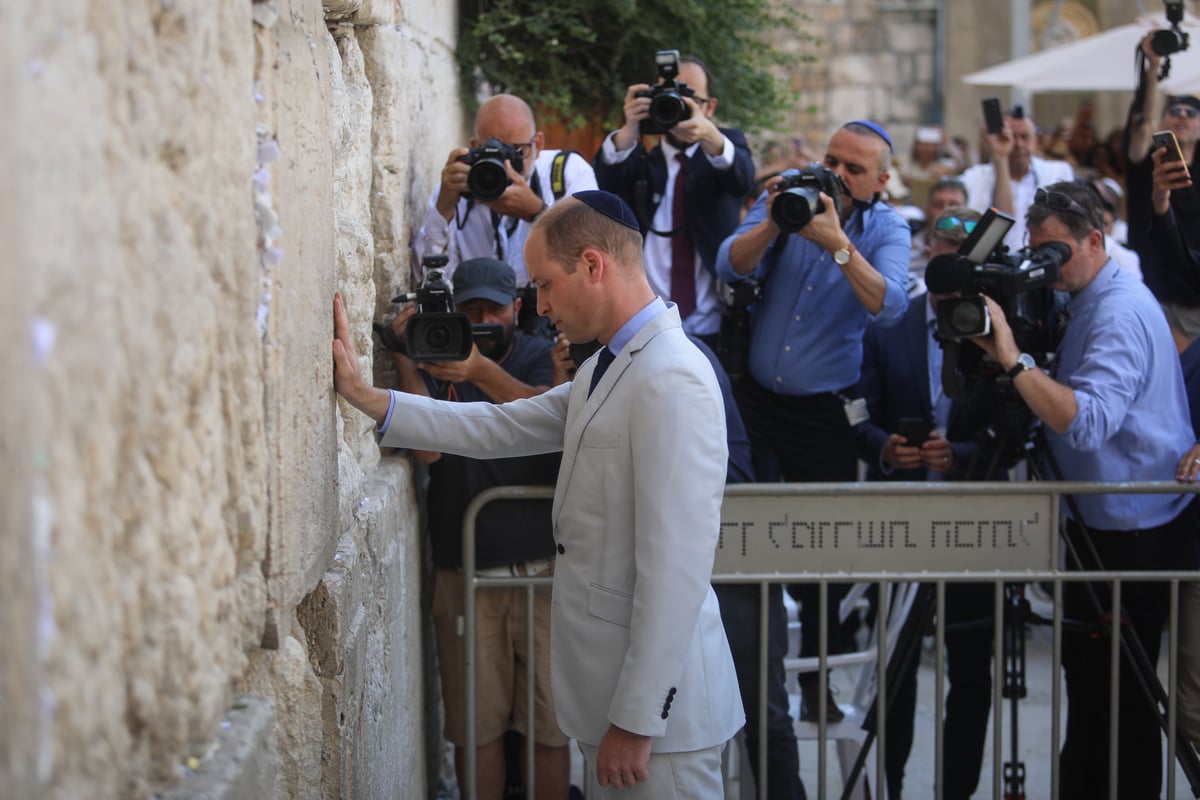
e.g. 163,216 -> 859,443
784,581 -> 920,800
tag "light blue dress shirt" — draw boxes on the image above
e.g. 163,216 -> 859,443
715,195 -> 910,395
1048,259 -> 1194,530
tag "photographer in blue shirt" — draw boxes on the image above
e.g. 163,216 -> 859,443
715,120 -> 910,723
971,180 -> 1197,800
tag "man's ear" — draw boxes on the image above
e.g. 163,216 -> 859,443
580,247 -> 606,283
705,97 -> 718,119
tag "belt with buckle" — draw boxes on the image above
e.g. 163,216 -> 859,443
474,557 -> 553,578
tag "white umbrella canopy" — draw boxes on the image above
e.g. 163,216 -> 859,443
962,13 -> 1200,94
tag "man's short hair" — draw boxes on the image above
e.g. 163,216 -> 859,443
1027,180 -> 1104,243
535,199 -> 644,273
681,55 -> 716,99
926,178 -> 968,206
930,206 -> 981,247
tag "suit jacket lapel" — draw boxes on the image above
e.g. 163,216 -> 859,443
552,307 -> 682,525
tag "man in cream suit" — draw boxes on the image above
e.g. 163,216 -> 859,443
333,190 -> 744,798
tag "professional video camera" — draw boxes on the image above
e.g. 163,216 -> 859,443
636,50 -> 696,135
378,254 -> 502,362
770,164 -> 847,233
925,208 -> 1069,379
715,278 -> 762,383
458,138 -> 525,202
1151,1 -> 1190,56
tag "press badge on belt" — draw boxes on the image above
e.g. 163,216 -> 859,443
844,396 -> 869,426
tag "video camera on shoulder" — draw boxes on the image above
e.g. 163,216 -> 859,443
458,138 -> 525,202
925,209 -> 1068,381
636,50 -> 696,135
770,165 -> 846,233
391,254 -> 501,362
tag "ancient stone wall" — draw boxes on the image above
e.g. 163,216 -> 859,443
1,1 -> 460,797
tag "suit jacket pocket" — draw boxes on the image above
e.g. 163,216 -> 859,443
587,583 -> 633,628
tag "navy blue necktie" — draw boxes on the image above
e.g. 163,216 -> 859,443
588,347 -> 615,397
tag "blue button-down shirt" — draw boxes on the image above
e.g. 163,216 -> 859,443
715,195 -> 910,395
1048,259 -> 1194,530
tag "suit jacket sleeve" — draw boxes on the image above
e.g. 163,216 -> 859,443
593,136 -> 646,197
378,383 -> 571,457
606,357 -> 729,736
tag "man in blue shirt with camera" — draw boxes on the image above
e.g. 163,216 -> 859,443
972,180 -> 1196,800
715,119 -> 910,726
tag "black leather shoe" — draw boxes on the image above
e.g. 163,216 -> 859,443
800,685 -> 845,722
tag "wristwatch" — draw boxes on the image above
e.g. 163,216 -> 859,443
1006,352 -> 1036,380
832,242 -> 855,266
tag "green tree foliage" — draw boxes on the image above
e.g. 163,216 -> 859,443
457,0 -> 811,133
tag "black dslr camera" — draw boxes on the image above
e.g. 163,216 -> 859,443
925,209 -> 1068,389
1151,1 -> 1190,56
459,137 -> 525,201
715,279 -> 762,383
770,165 -> 846,233
636,50 -> 696,135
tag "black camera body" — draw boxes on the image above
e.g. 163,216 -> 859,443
715,278 -> 762,383
459,138 -> 525,202
1152,1 -> 1190,56
770,165 -> 846,233
927,209 -> 1067,380
636,50 -> 696,135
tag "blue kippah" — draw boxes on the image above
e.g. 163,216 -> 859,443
845,119 -> 894,153
571,190 -> 641,232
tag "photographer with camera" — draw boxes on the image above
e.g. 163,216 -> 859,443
1124,25 -> 1200,337
715,120 -> 911,725
970,181 -> 1197,799
382,256 -> 569,800
412,93 -> 597,288
856,207 -> 999,799
593,52 -> 754,346
959,105 -> 1074,254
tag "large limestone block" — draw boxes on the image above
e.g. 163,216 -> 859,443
253,0 -> 345,615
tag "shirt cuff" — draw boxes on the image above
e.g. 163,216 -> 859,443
378,390 -> 397,438
704,134 -> 735,170
600,131 -> 635,165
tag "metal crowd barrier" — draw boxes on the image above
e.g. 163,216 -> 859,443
458,481 -> 1200,800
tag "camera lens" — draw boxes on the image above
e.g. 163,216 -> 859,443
1151,28 -> 1187,56
467,159 -> 511,201
771,187 -> 822,232
938,297 -> 990,338
649,91 -> 689,130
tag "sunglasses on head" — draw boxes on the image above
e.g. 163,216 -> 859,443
1167,104 -> 1199,119
934,216 -> 977,234
1034,188 -> 1101,230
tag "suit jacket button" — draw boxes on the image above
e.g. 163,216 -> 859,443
661,711 -> 669,719
668,687 -> 677,696
557,543 -> 565,555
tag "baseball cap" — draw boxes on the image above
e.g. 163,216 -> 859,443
1167,95 -> 1200,114
452,257 -> 518,305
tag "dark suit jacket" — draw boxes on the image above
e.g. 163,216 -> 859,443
593,127 -> 754,279
855,294 -> 998,481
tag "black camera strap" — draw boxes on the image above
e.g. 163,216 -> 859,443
634,146 -> 686,237
487,165 -> 547,260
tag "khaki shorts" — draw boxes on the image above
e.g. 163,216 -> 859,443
432,565 -> 567,748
